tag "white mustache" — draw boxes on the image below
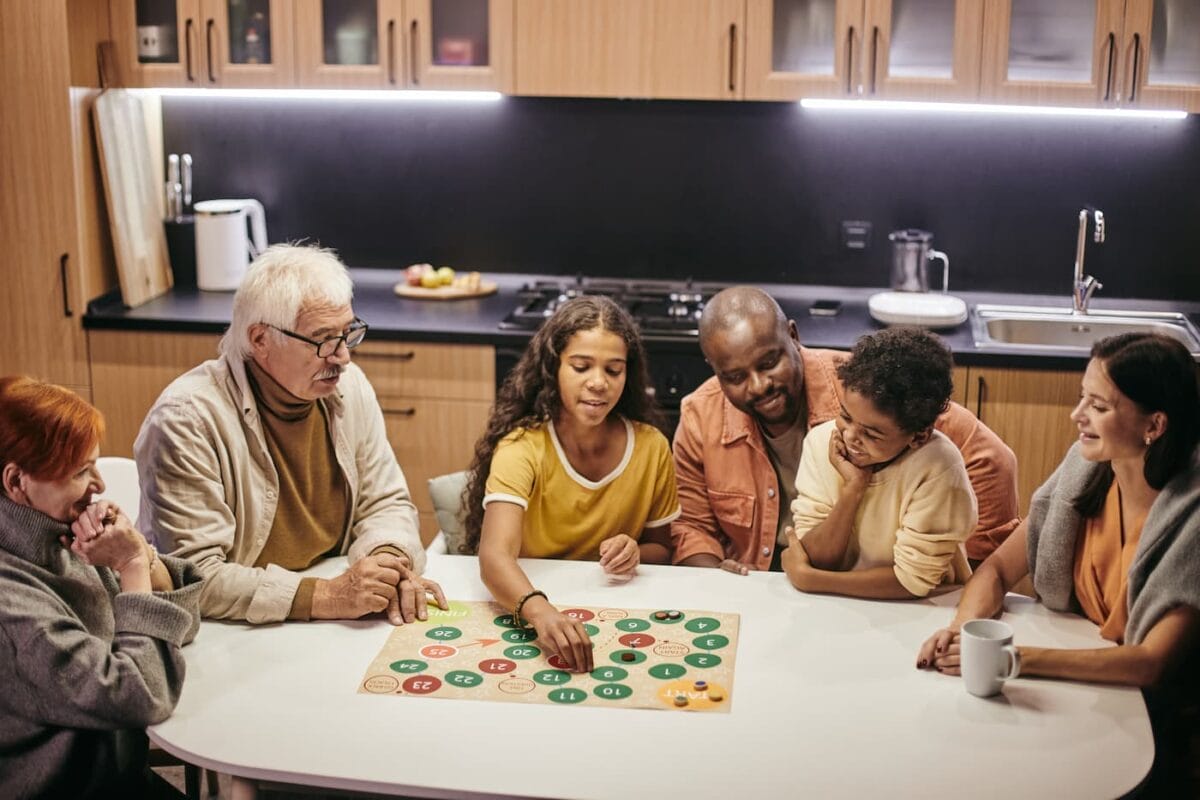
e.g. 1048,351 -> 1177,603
318,367 -> 344,380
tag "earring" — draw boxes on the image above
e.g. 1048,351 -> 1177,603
1144,435 -> 1153,446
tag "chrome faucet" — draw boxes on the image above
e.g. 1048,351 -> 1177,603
1073,208 -> 1105,313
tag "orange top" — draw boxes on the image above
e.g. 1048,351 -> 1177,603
1072,482 -> 1147,643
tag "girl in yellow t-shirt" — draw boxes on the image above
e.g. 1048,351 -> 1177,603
463,296 -> 680,672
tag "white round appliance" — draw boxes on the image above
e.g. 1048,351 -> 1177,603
867,291 -> 968,329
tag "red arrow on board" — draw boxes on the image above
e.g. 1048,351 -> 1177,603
458,638 -> 502,648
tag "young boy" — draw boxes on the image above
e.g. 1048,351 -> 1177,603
781,328 -> 976,599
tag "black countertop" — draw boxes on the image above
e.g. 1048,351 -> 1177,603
84,270 -> 1200,370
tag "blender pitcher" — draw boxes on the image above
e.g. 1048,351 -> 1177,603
888,229 -> 950,293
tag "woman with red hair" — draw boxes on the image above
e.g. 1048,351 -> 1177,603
0,376 -> 203,798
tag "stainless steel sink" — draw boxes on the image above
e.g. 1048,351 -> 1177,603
972,305 -> 1200,355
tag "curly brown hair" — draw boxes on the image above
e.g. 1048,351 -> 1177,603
836,327 -> 953,434
461,296 -> 661,553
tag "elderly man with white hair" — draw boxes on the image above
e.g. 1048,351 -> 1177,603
135,244 -> 446,625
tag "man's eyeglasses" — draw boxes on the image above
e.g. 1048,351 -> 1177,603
270,318 -> 369,358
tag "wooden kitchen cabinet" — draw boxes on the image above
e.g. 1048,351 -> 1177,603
981,0 -> 1127,107
406,0 -> 514,91
1,0 -> 91,397
294,0 -> 405,88
90,331 -> 495,548
515,0 -> 745,100
110,0 -> 294,88
745,0 -> 983,102
963,365 -> 1083,516
1120,0 -> 1200,113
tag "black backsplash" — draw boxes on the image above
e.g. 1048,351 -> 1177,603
163,96 -> 1200,300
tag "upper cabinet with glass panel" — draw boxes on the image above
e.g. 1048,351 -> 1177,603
1121,0 -> 1200,111
980,0 -> 1126,106
745,0 -> 982,101
111,0 -> 293,87
294,0 -> 401,87
408,0 -> 513,91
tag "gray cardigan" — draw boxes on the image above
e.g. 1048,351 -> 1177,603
1027,442 -> 1200,645
0,495 -> 203,798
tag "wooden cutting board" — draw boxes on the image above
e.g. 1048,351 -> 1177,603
93,90 -> 173,307
394,280 -> 498,300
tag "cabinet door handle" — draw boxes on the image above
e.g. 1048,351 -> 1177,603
844,25 -> 856,95
727,23 -> 737,93
387,19 -> 397,85
1128,32 -> 1142,103
869,25 -> 879,95
409,19 -> 419,86
974,376 -> 986,421
59,253 -> 73,318
184,18 -> 196,82
391,407 -> 417,416
205,19 -> 217,83
1102,32 -> 1115,102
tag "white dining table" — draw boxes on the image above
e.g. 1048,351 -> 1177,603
149,554 -> 1153,800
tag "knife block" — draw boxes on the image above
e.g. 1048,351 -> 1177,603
164,216 -> 197,289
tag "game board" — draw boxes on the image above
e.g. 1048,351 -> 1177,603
359,600 -> 739,712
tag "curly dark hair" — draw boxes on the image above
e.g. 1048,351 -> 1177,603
460,296 -> 661,553
836,327 -> 953,434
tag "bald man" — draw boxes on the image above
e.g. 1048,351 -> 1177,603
671,287 -> 1020,574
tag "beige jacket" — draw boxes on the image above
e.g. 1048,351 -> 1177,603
134,356 -> 425,623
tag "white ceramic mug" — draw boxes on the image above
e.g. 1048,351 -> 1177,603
960,619 -> 1021,698
194,199 -> 267,291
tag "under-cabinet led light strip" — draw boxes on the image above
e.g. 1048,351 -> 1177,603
136,88 -> 503,102
800,98 -> 1187,120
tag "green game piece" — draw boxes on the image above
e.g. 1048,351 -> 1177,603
548,688 -> 587,704
648,663 -> 687,680
388,659 -> 428,674
590,666 -> 629,682
444,670 -> 483,687
684,617 -> 721,633
610,649 -> 647,665
504,645 -> 541,660
615,618 -> 651,632
533,669 -> 572,685
692,634 -> 730,651
684,652 -> 722,669
425,626 -> 462,641
502,628 -> 538,643
593,683 -> 633,700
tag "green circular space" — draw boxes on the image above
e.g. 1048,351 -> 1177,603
425,626 -> 462,641
584,624 -> 600,637
389,659 -> 428,674
684,652 -> 723,669
502,628 -> 538,643
533,669 -> 572,686
684,617 -> 721,633
504,645 -> 542,660
616,618 -> 651,632
444,670 -> 483,688
648,663 -> 687,680
492,614 -> 521,629
548,687 -> 587,704
593,683 -> 633,701
693,634 -> 730,651
609,649 -> 647,665
590,666 -> 629,682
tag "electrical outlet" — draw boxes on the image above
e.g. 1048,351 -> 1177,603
841,220 -> 872,250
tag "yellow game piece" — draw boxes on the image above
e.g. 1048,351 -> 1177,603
706,687 -> 724,701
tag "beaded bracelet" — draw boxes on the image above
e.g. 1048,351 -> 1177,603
513,589 -> 547,629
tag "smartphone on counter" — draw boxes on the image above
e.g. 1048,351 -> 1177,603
808,300 -> 842,317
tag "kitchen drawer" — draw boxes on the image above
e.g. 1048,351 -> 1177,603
354,341 -> 495,401
382,395 -> 490,517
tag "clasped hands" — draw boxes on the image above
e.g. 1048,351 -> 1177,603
313,552 -> 448,626
62,500 -> 153,573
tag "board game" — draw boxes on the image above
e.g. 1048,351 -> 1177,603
359,600 -> 739,712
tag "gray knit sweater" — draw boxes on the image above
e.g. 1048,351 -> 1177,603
0,495 -> 203,798
1027,442 -> 1200,645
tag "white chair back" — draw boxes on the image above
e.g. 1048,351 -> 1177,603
95,456 -> 141,527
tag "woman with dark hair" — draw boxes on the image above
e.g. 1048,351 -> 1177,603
464,297 -> 679,672
917,333 -> 1200,784
0,376 -> 203,798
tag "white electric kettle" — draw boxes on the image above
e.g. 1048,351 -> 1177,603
194,199 -> 267,291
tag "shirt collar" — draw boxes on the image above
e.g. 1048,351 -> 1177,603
0,493 -> 72,567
